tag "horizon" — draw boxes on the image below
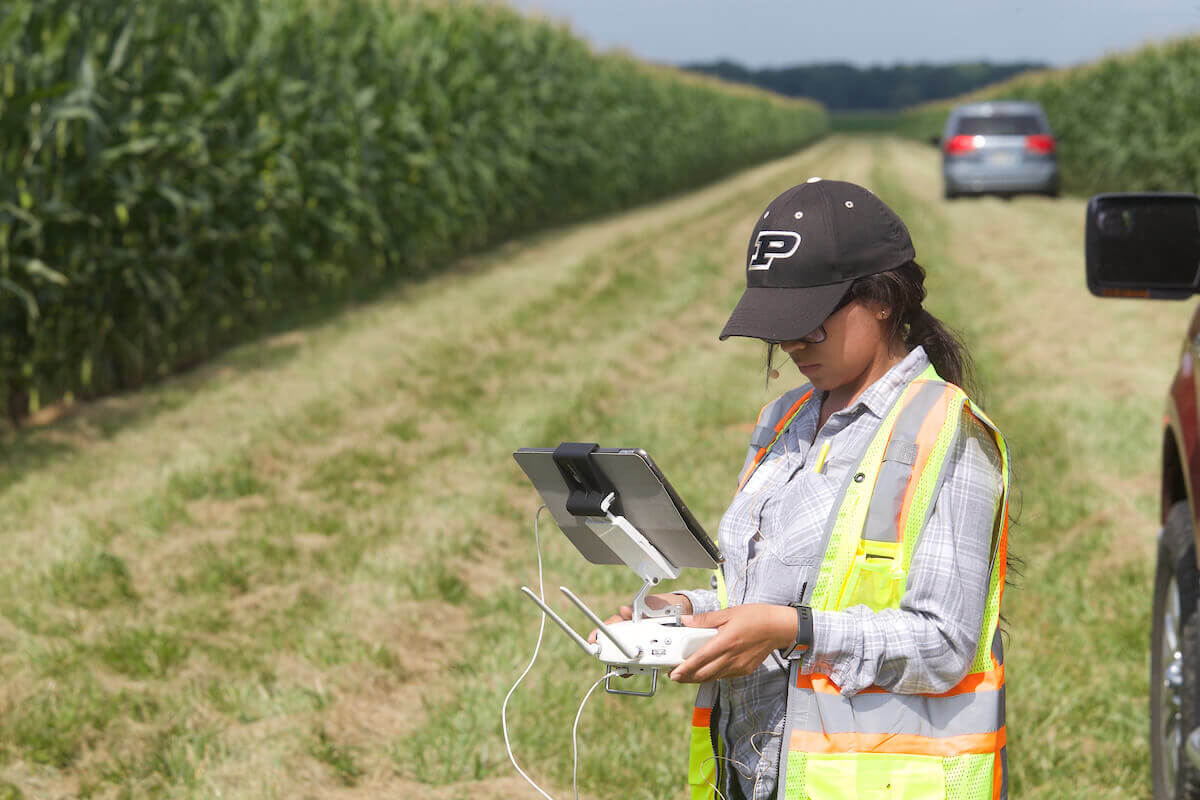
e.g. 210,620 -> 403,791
679,57 -> 1052,68
504,0 -> 1200,71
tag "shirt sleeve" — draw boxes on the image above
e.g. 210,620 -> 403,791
799,408 -> 1004,697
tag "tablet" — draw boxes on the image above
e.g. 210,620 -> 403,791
512,446 -> 721,570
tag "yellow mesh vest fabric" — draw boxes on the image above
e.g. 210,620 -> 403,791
688,726 -> 718,800
784,751 -> 808,799
943,753 -> 997,799
809,383 -> 916,611
965,403 -> 1009,674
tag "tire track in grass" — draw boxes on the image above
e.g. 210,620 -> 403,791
0,141 -> 858,798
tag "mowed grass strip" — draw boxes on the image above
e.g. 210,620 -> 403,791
3,135 -> 1174,799
0,140 -> 849,798
876,137 -> 1191,799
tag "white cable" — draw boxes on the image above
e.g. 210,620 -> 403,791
502,505 -> 555,800
702,753 -> 753,800
572,673 -> 610,800
502,505 -> 618,800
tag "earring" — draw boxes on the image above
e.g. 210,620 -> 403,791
879,310 -> 889,320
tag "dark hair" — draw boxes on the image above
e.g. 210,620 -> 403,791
765,261 -> 979,399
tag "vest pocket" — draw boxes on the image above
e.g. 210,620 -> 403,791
804,752 -> 945,800
836,541 -> 905,612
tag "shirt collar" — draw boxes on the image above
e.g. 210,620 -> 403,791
829,346 -> 931,421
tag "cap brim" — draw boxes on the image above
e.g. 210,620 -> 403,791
719,281 -> 853,342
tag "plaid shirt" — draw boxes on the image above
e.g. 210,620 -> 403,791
679,347 -> 1004,800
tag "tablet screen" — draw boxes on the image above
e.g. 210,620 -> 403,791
513,446 -> 721,569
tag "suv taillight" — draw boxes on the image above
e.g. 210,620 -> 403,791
1025,134 -> 1056,154
944,135 -> 978,155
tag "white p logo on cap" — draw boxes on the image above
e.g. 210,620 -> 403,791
748,231 -> 801,271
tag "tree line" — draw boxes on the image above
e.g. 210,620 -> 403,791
683,60 -> 1047,111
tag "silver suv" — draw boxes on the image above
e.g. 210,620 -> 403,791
940,101 -> 1060,199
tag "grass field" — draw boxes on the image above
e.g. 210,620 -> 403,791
0,135 -> 1191,799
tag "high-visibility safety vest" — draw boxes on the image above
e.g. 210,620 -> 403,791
688,365 -> 1010,800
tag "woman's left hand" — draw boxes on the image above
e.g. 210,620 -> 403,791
669,604 -> 798,683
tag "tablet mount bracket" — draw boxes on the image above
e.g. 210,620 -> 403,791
550,442 -> 681,621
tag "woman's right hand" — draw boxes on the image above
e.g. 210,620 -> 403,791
586,592 -> 693,644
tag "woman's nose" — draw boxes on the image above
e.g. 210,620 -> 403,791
779,339 -> 807,354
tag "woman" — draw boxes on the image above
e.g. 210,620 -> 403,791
601,179 -> 1010,800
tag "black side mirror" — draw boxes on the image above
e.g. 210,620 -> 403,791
1086,193 -> 1200,299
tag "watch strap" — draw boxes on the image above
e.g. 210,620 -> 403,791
783,603 -> 813,659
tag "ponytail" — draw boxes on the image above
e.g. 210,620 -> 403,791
902,306 -> 975,396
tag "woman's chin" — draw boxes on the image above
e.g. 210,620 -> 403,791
798,369 -> 836,390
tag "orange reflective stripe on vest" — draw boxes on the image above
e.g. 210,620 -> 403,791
895,381 -> 956,543
796,664 -> 1005,697
736,389 -> 813,493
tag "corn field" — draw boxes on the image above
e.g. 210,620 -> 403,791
893,36 -> 1200,196
0,0 -> 828,421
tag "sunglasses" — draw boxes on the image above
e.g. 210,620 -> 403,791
763,293 -> 856,346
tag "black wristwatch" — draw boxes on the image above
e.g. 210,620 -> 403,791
782,603 -> 813,659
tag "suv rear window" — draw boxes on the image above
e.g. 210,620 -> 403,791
955,115 -> 1044,136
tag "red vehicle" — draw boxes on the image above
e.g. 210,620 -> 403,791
1087,192 -> 1200,799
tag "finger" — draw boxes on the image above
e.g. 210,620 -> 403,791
618,605 -> 634,620
671,636 -> 726,682
684,632 -> 728,669
683,609 -> 730,628
691,652 -> 734,686
670,659 -> 696,683
587,628 -> 597,644
670,649 -> 702,682
678,652 -> 731,684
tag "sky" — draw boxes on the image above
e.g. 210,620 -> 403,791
504,0 -> 1200,69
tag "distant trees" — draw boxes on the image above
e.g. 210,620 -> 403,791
683,60 -> 1048,110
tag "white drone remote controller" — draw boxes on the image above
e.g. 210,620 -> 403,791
520,492 -> 719,696
595,617 -> 718,669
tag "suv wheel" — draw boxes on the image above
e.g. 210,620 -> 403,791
1152,501 -> 1200,799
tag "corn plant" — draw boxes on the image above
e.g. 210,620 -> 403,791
0,0 -> 829,421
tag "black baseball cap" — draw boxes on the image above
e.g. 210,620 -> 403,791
719,178 -> 915,342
